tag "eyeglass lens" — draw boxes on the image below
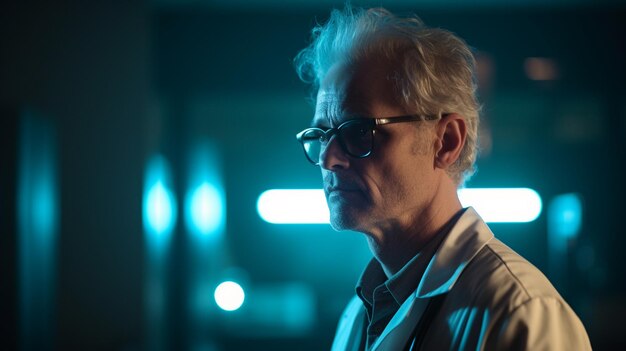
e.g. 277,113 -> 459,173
301,121 -> 373,164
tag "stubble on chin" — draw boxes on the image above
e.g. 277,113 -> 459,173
327,198 -> 369,232
329,210 -> 354,231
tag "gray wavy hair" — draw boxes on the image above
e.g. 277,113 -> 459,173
294,7 -> 480,185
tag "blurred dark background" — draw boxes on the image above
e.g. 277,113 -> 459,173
1,0 -> 625,350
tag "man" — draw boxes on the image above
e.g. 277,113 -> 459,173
294,7 -> 591,351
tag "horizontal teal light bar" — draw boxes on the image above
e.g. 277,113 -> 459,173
457,188 -> 542,223
257,188 -> 542,224
257,189 -> 329,224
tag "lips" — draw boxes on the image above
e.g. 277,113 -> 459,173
327,186 -> 360,193
324,176 -> 363,194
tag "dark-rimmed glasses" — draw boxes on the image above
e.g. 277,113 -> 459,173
296,114 -> 440,165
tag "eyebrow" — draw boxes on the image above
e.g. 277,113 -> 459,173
311,110 -> 339,129
313,109 -> 371,129
310,120 -> 323,128
313,92 -> 373,128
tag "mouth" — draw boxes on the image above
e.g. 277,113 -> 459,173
323,174 -> 364,196
325,184 -> 365,202
326,187 -> 361,193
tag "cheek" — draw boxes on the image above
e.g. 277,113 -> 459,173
361,163 -> 406,204
382,156 -> 432,198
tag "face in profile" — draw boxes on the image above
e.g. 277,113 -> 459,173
312,59 -> 441,238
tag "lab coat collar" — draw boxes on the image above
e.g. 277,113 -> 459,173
370,207 -> 493,350
415,206 -> 494,298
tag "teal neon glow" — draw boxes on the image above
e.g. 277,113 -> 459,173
184,141 -> 225,239
257,189 -> 329,224
189,182 -> 223,235
548,193 -> 582,240
257,188 -> 541,224
17,112 -> 58,350
143,156 -> 177,239
214,281 -> 245,311
145,182 -> 176,234
458,188 -> 542,223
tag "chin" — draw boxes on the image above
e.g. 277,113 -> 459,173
326,191 -> 372,231
328,206 -> 367,232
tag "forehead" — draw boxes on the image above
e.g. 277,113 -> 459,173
312,59 -> 401,126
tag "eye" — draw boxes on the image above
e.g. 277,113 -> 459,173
344,123 -> 370,140
302,129 -> 323,141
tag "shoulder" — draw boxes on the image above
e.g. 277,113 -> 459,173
459,238 -> 560,309
437,238 -> 591,350
488,296 -> 591,350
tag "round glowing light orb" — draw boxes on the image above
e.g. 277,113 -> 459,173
214,281 -> 245,311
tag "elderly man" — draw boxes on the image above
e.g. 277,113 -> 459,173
295,7 -> 591,351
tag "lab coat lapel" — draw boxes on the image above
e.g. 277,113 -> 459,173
331,296 -> 367,351
416,207 -> 493,298
370,294 -> 430,351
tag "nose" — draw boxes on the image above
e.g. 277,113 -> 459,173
319,135 -> 350,171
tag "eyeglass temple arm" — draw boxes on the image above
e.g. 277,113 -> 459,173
374,114 -> 441,126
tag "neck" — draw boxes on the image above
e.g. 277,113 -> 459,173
366,179 -> 462,278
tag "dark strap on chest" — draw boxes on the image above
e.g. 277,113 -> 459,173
404,294 -> 447,351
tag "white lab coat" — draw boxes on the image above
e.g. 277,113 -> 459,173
331,207 -> 592,351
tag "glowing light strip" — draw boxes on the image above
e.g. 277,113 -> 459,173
458,188 -> 542,223
257,188 -> 541,224
257,189 -> 329,224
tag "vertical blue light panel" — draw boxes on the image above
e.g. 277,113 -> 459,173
185,141 -> 225,239
142,154 -> 176,351
145,182 -> 175,233
548,193 -> 582,241
184,140 -> 226,348
17,112 -> 58,350
143,155 -> 177,253
547,193 -> 583,286
189,182 -> 224,236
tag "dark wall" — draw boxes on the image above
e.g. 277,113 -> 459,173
1,1 -> 150,350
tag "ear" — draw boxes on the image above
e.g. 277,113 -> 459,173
434,113 -> 467,170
